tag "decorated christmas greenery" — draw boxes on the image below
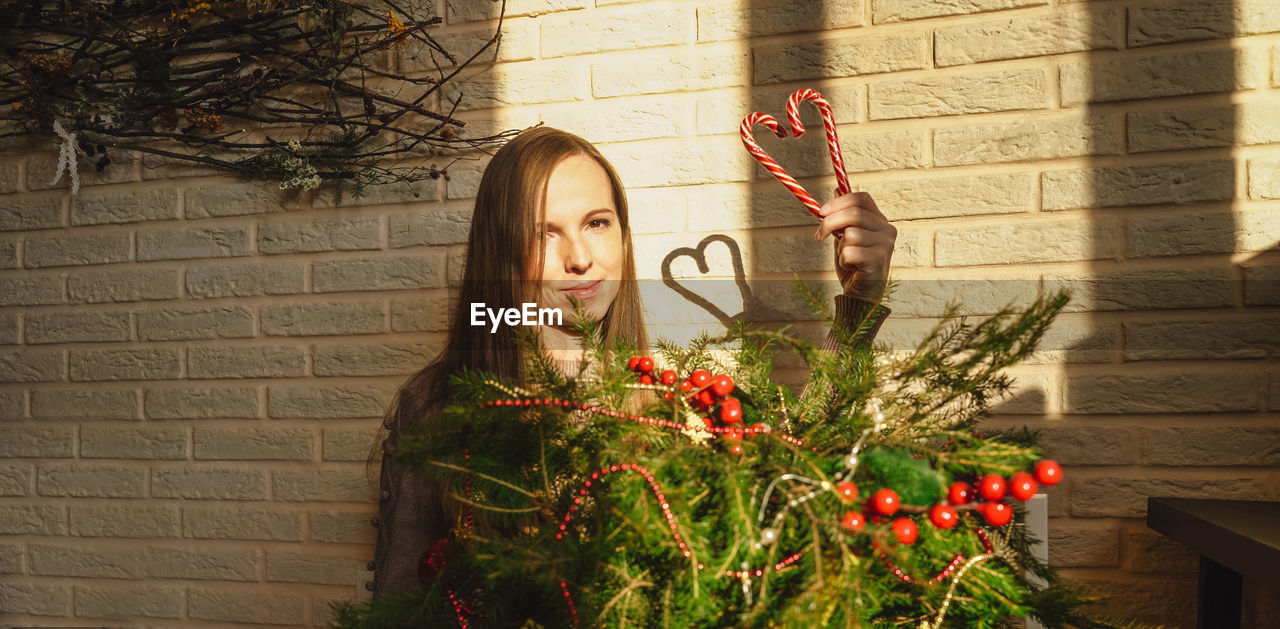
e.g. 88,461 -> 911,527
334,283 -> 1142,628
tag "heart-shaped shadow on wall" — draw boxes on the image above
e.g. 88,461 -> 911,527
660,234 -> 790,328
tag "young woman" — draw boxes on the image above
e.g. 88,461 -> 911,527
368,126 -> 897,596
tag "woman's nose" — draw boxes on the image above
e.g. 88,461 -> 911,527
560,234 -> 592,274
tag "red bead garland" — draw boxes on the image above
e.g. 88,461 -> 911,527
556,463 -> 696,566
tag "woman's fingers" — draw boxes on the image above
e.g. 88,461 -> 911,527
813,204 -> 894,241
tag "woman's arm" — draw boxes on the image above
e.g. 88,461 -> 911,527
371,429 -> 447,597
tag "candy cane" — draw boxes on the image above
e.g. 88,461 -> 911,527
786,88 -> 850,197
739,112 -> 823,217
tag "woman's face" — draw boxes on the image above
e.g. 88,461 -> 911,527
531,153 -> 624,323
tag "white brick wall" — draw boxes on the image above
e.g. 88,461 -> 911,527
1,0 -> 1278,626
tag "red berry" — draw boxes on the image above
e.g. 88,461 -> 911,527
835,481 -> 859,503
1034,460 -> 1062,486
627,357 -> 640,371
1009,471 -> 1038,501
979,474 -> 1007,501
639,374 -> 654,385
929,504 -> 958,529
892,518 -> 918,544
663,391 -> 674,401
701,417 -> 714,429
729,443 -> 744,456
947,482 -> 972,506
710,374 -> 735,397
698,389 -> 716,407
637,357 -> 654,373
660,370 -> 677,385
680,379 -> 693,393
719,398 -> 742,424
871,489 -> 899,516
689,370 -> 712,388
981,502 -> 1012,526
840,511 -> 865,533
724,426 -> 744,441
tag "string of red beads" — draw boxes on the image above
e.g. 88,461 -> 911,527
559,581 -> 579,627
555,463 -> 699,566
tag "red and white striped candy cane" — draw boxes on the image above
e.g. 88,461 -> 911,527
739,112 -> 823,217
786,88 -> 851,198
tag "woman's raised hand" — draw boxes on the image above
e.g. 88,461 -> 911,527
812,191 -> 897,303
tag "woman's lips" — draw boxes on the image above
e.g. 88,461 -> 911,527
561,280 -> 602,299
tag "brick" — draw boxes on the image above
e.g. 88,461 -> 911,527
1125,212 -> 1239,258
698,0 -> 862,42
75,583 -> 183,619
0,542 -> 22,573
188,587 -> 307,624
71,503 -> 180,537
936,8 -> 1121,67
696,83 -> 860,139
1042,160 -> 1234,211
750,128 -> 926,181
1045,268 -> 1235,313
444,154 -> 490,200
26,310 -> 131,344
1038,425 -> 1140,465
1124,318 -> 1280,361
309,509 -> 377,544
0,195 -> 62,231
263,300 -> 386,336
1065,372 -> 1258,414
934,113 -> 1122,167
258,216 -> 381,254
443,62 -> 585,111
1273,372 -> 1280,411
0,160 -> 18,193
1248,158 -> 1280,199
272,469 -> 376,502
861,173 -> 1030,221
313,254 -> 445,292
312,341 -> 438,377
138,224 -> 250,260
33,386 -> 136,420
1061,48 -> 1264,106
0,464 -> 31,495
139,152 -> 224,180
1142,426 -> 1280,466
38,464 -> 146,498
390,294 -> 452,332
188,345 -> 306,379
268,384 -> 393,419
195,427 -> 313,461
402,20 -> 537,72
755,33 -> 925,85
138,305 -> 254,341
0,274 -> 63,305
389,207 -> 473,247
1128,0 -> 1280,47
542,99 -> 690,143
0,348 -> 64,382
0,503 -> 67,535
316,174 -> 442,206
1125,529 -> 1199,573
266,549 -> 365,585
873,0 -> 1045,23
1129,102 -> 1280,153
322,427 -> 379,462
25,231 -> 130,267
543,6 -> 686,57
1047,522 -> 1120,567
185,181 -> 294,218
70,347 -> 181,381
597,137 -> 757,188
593,47 -> 747,98
186,261 -> 306,298
30,543 -> 145,578
152,468 -> 267,500
184,505 -> 303,541
987,371 -> 1051,413
26,153 -> 135,191
145,386 -> 258,419
68,267 -> 182,303
870,68 -> 1046,120
1070,475 -> 1266,518
0,426 -> 74,457
0,312 -> 14,344
447,0 -> 588,22
1244,264 -> 1280,307
936,218 -> 1120,266
144,546 -> 258,581
71,188 -> 179,225
0,583 -> 69,616
80,426 -> 188,460
312,593 -> 353,628
0,238 -> 16,268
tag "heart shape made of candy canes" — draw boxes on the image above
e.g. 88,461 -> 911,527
740,88 -> 852,218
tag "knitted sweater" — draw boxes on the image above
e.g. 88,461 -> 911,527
368,295 -> 891,596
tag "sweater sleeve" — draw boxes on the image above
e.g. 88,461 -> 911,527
370,424 -> 447,598
798,294 -> 891,403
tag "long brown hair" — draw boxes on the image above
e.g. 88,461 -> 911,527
373,126 -> 649,465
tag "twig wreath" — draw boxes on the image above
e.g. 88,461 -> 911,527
0,0 -> 518,198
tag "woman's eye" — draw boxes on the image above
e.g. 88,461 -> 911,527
588,218 -> 611,230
